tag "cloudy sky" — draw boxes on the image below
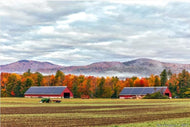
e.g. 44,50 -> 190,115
1,0 -> 190,66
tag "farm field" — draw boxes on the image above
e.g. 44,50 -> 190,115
1,98 -> 190,127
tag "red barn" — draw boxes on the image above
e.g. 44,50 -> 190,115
24,86 -> 73,98
119,86 -> 172,99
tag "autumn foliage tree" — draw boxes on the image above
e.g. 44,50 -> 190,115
1,69 -> 190,98
55,70 -> 65,86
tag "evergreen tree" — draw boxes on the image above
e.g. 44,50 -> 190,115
96,77 -> 105,98
6,74 -> 17,96
23,69 -> 32,77
72,76 -> 79,98
160,69 -> 167,86
167,69 -> 172,79
12,80 -> 22,97
20,78 -> 33,96
178,69 -> 190,97
168,83 -> 177,98
184,88 -> 190,98
35,72 -> 43,86
72,83 -> 78,98
111,76 -> 119,98
132,76 -> 137,81
27,69 -> 31,74
178,69 -> 187,88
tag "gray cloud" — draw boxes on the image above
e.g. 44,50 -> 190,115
1,0 -> 190,65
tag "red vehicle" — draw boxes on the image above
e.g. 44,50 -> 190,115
81,95 -> 90,99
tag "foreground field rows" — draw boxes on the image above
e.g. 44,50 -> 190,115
1,98 -> 190,127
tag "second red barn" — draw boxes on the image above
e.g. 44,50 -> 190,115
119,86 -> 172,99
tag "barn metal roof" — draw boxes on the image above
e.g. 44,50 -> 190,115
119,86 -> 167,95
24,86 -> 67,95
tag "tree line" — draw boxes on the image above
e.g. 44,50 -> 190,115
1,69 -> 190,98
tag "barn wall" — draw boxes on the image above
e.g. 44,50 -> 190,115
61,87 -> 73,98
25,95 -> 62,98
120,95 -> 144,99
119,95 -> 134,99
164,88 -> 172,98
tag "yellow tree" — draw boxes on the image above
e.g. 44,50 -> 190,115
148,74 -> 155,86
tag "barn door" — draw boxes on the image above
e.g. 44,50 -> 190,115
165,93 -> 169,97
64,93 -> 70,98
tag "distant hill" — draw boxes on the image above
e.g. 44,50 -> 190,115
0,60 -> 62,73
122,58 -> 190,76
1,58 -> 190,77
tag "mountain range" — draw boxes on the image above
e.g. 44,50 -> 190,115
1,58 -> 190,78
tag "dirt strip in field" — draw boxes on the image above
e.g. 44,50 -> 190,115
1,105 -> 151,114
1,105 -> 182,114
2,112 -> 190,127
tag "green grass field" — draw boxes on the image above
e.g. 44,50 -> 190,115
1,98 -> 190,127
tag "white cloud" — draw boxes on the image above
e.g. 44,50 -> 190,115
0,38 -> 8,42
0,55 -> 18,65
103,6 -> 118,16
86,42 -> 112,46
110,0 -> 190,6
62,12 -> 98,24
38,26 -> 55,35
0,0 -> 190,65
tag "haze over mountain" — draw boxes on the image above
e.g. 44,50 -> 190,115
1,58 -> 190,78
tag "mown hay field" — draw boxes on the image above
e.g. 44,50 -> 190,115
1,98 -> 190,127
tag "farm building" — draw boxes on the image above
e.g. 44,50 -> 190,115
119,86 -> 172,99
24,86 -> 73,98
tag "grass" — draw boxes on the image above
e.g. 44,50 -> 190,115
1,98 -> 190,127
113,117 -> 190,127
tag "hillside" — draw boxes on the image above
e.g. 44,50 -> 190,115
1,58 -> 190,77
0,60 -> 62,73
